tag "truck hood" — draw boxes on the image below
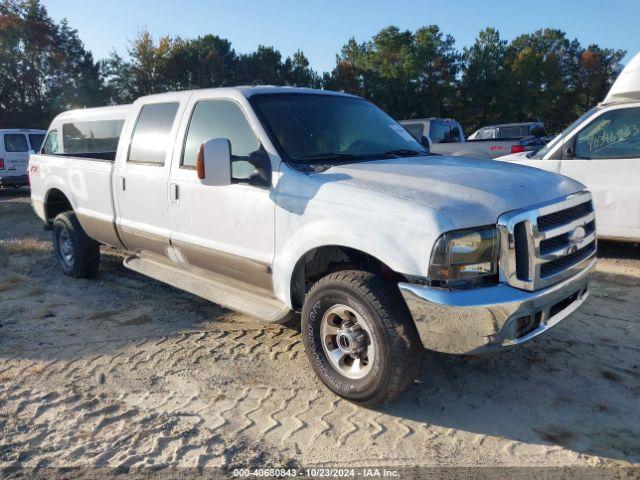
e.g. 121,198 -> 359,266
311,156 -> 585,226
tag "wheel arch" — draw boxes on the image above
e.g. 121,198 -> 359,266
44,187 -> 75,223
286,244 -> 407,310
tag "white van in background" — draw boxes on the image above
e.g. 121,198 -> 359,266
498,52 -> 640,242
0,129 -> 46,187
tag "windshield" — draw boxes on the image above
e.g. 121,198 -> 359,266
530,107 -> 599,159
250,93 -> 427,163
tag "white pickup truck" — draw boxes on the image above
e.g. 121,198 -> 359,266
29,87 -> 596,405
498,52 -> 640,242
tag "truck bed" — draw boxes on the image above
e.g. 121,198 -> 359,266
29,153 -> 122,248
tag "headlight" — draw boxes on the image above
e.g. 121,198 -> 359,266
428,226 -> 499,287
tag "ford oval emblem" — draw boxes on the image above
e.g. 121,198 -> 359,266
568,226 -> 586,246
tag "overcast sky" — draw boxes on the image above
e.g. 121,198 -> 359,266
45,0 -> 638,72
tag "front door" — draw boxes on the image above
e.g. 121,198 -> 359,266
560,105 -> 640,240
114,96 -> 188,257
168,94 -> 275,293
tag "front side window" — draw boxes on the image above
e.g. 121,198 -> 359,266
475,128 -> 495,140
28,133 -> 45,152
4,133 -> 29,152
250,94 -> 427,163
62,120 -> 124,156
182,100 -> 260,170
128,102 -> 179,165
42,131 -> 60,154
402,123 -> 424,142
573,107 -> 640,160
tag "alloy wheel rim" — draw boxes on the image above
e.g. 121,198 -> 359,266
320,304 -> 374,379
58,228 -> 74,267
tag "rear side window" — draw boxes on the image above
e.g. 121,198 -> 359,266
62,120 -> 124,156
574,107 -> 640,159
182,100 -> 260,168
28,133 -> 45,152
128,102 -> 179,165
497,126 -> 528,138
42,131 -> 60,154
4,134 -> 29,152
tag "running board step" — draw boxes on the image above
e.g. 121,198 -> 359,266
123,254 -> 292,323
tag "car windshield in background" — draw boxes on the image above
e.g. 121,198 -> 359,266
251,94 -> 428,163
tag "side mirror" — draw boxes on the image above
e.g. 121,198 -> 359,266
563,144 -> 575,159
197,138 -> 231,186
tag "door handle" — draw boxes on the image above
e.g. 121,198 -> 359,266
170,183 -> 180,205
120,176 -> 126,191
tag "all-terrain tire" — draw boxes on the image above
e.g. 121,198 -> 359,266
52,211 -> 100,278
301,270 -> 422,406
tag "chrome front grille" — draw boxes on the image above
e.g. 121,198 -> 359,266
497,191 -> 597,291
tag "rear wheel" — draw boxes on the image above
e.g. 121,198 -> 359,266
301,270 -> 421,406
52,211 -> 100,278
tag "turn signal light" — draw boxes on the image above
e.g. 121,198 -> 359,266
196,145 -> 205,179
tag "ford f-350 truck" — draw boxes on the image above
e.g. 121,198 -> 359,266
29,87 -> 596,405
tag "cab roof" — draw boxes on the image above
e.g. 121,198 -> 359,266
136,85 -> 357,102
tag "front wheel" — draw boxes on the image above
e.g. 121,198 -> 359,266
301,270 -> 422,406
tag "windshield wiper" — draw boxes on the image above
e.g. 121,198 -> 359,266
381,149 -> 429,157
295,152 -> 364,161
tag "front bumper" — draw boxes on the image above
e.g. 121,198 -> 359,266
0,175 -> 28,187
398,259 -> 595,355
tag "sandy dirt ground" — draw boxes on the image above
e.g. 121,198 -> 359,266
0,188 -> 639,474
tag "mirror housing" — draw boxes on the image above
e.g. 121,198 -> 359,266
197,138 -> 231,186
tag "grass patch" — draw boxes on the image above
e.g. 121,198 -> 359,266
0,237 -> 50,267
0,274 -> 25,292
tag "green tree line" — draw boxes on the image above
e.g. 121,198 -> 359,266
0,0 -> 626,134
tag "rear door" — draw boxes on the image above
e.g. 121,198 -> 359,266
2,132 -> 30,176
560,104 -> 640,239
113,94 -> 189,257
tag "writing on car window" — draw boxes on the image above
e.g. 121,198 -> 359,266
574,107 -> 640,159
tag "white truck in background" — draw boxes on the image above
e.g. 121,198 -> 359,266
29,87 -> 596,405
0,129 -> 46,187
499,52 -> 640,242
